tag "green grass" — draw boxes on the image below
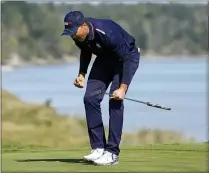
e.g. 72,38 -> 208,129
2,143 -> 207,172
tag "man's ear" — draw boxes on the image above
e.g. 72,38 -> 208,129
84,22 -> 88,27
83,23 -> 89,31
81,23 -> 86,28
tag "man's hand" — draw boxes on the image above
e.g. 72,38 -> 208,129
74,73 -> 85,88
111,84 -> 128,100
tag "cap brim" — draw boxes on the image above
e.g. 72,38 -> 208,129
61,27 -> 78,36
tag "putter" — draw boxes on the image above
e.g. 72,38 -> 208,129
106,92 -> 171,110
91,90 -> 171,111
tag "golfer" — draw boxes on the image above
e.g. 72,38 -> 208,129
61,11 -> 140,165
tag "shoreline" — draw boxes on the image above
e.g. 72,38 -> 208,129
2,54 -> 208,72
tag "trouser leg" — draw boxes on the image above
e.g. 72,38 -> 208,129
83,58 -> 111,149
106,52 -> 140,155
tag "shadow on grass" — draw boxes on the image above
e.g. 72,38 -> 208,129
16,158 -> 93,165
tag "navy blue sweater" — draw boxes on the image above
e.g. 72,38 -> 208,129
74,17 -> 139,86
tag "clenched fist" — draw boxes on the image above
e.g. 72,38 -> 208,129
110,84 -> 128,100
74,74 -> 85,88
111,88 -> 126,100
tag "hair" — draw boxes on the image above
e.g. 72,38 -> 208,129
83,22 -> 88,26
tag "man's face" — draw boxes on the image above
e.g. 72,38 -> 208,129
72,23 -> 88,42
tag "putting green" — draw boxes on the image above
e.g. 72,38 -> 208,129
2,143 -> 207,172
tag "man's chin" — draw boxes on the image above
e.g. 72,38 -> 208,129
75,37 -> 86,42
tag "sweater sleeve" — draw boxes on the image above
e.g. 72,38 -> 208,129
75,42 -> 92,74
79,48 -> 92,74
104,35 -> 139,86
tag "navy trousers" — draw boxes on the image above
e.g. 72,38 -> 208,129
83,52 -> 140,156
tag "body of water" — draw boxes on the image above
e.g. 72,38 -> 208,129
2,57 -> 208,142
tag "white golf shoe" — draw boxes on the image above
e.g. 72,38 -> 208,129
93,151 -> 119,165
83,148 -> 104,162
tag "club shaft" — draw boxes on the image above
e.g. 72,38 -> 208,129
119,96 -> 148,104
105,92 -> 171,110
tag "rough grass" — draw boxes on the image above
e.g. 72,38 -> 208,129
2,89 -> 196,148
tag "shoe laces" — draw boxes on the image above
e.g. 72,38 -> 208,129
91,148 -> 102,154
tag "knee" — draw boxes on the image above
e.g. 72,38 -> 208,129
83,94 -> 101,106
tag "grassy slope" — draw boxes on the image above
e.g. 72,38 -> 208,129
2,143 -> 207,172
2,89 -> 90,148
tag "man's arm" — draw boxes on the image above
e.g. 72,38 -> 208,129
105,35 -> 139,91
79,48 -> 92,77
75,42 -> 92,77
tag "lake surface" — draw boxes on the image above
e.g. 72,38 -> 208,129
2,57 -> 208,142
